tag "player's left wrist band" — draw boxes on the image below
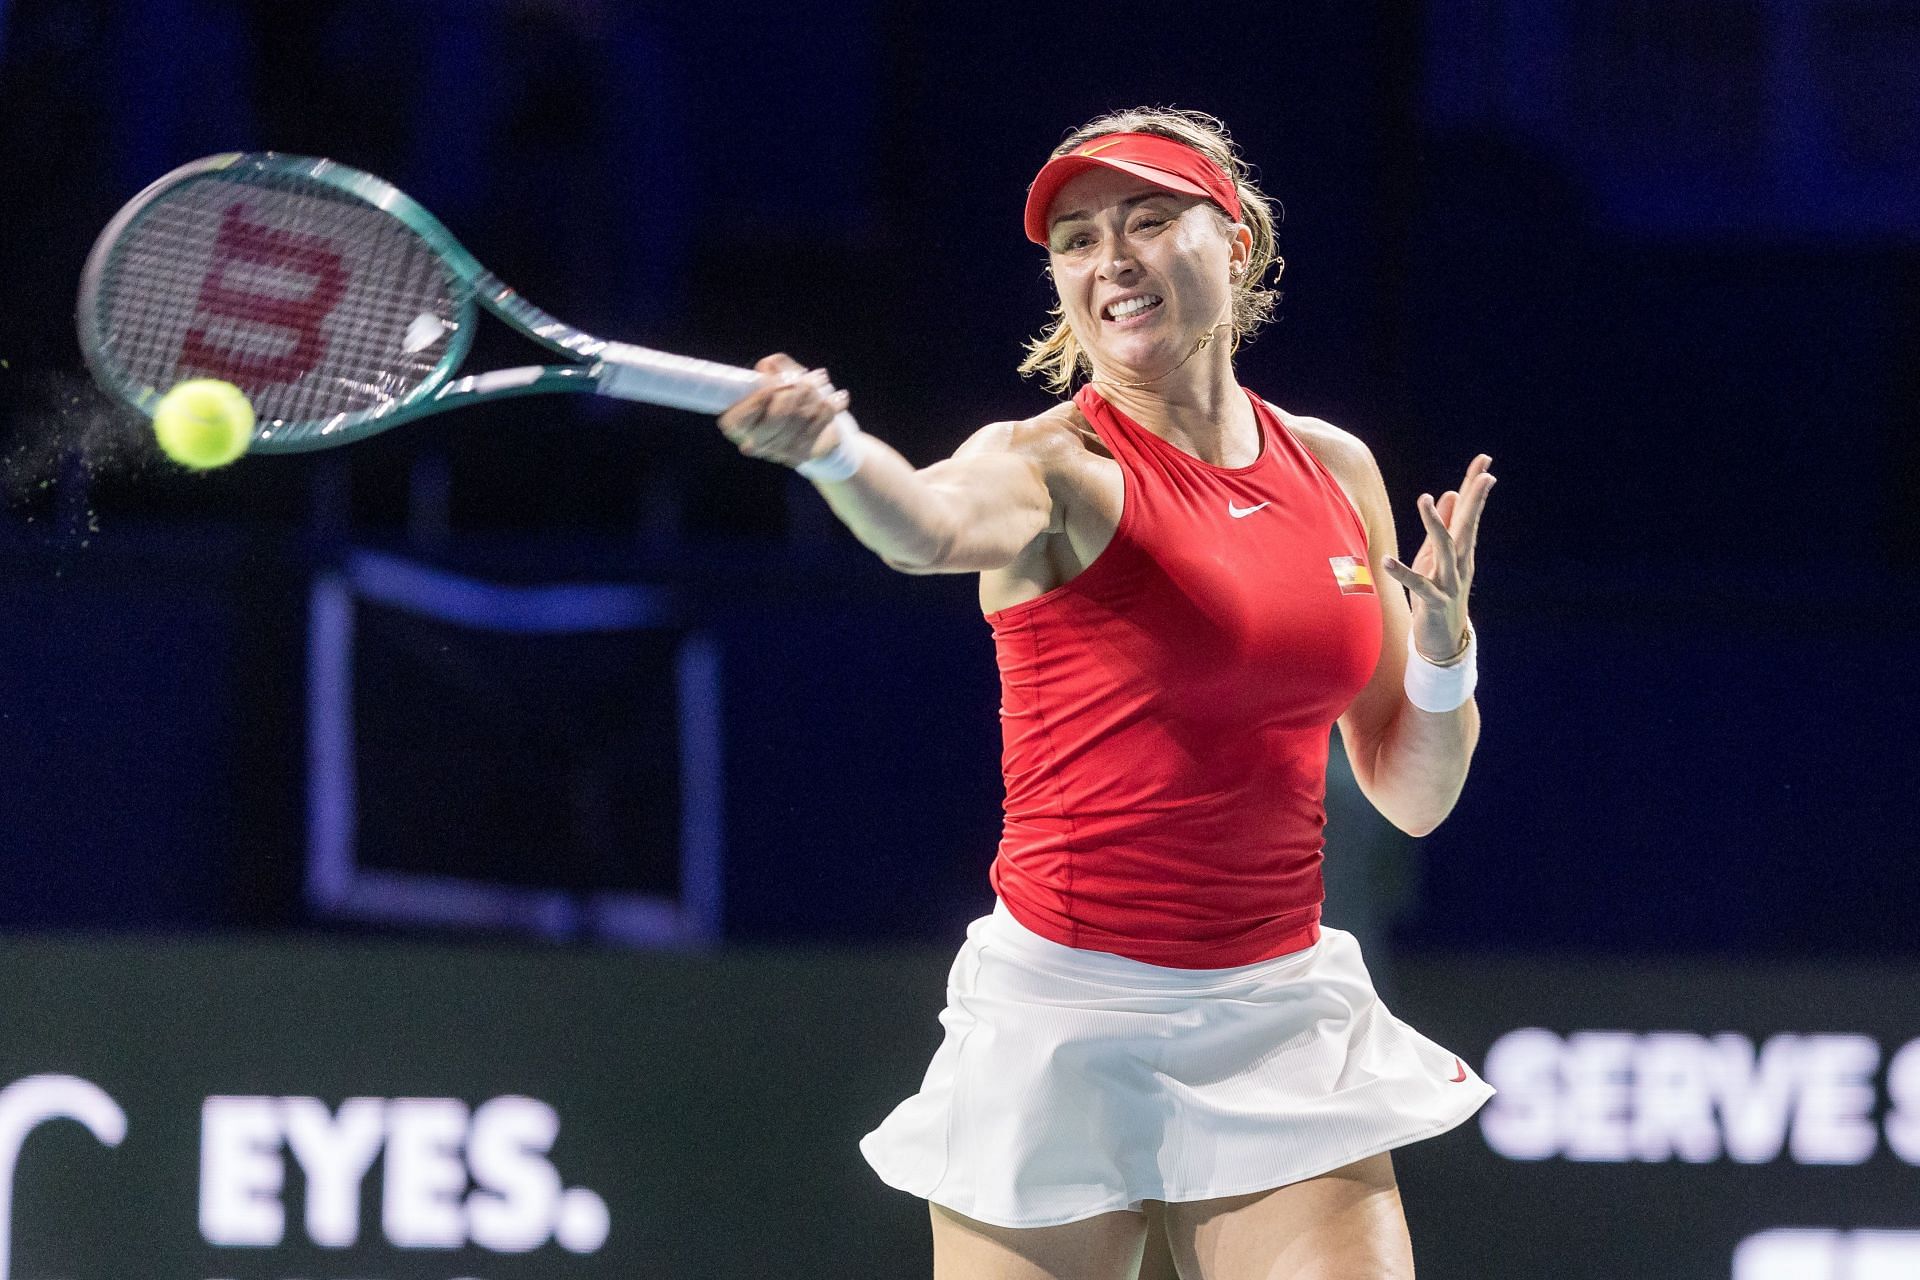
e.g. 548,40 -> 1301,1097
1404,623 -> 1477,713
796,413 -> 867,482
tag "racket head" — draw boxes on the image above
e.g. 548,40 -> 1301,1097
77,152 -> 483,452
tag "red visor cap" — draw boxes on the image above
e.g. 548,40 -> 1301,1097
1025,132 -> 1244,246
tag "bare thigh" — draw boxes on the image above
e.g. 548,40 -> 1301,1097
1162,1153 -> 1415,1280
1137,1201 -> 1181,1280
931,1202 -> 1150,1280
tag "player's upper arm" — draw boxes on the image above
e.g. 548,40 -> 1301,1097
884,416 -> 1062,574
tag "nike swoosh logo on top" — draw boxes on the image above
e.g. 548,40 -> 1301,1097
1450,1057 -> 1469,1083
1227,501 -> 1271,518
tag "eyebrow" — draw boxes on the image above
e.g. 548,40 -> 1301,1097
1049,192 -> 1183,231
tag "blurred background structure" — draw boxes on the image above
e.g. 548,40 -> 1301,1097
1,1 -> 1915,1276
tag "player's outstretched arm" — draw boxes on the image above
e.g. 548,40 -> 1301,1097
717,354 -> 1052,574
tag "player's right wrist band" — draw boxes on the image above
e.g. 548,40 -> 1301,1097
796,413 -> 867,482
1403,623 -> 1478,713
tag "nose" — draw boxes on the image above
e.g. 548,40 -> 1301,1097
1097,238 -> 1140,280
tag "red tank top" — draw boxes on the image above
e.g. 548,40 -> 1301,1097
986,385 -> 1382,968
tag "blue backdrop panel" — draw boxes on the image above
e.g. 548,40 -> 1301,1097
0,556 -> 241,928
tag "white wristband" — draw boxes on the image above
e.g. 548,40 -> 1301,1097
795,412 -> 867,482
1403,623 -> 1478,713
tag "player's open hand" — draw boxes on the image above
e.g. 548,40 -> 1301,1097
716,353 -> 852,470
1381,454 -> 1496,664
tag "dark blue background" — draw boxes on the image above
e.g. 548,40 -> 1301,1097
1,0 -> 1914,956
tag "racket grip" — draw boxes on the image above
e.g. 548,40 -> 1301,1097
593,341 -> 763,414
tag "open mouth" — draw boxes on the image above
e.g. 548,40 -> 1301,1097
1103,294 -> 1164,323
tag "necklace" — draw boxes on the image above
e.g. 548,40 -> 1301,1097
1093,320 -> 1233,391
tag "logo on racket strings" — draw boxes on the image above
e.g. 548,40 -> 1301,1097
179,202 -> 349,387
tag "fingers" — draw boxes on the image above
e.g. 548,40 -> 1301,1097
1445,455 -> 1492,529
760,373 -> 846,457
719,364 -> 818,429
1412,491 -> 1457,590
716,363 -> 849,467
723,354 -> 811,428
1387,453 -> 1496,607
1379,554 -> 1448,607
1440,457 -> 1495,585
1456,459 -> 1496,557
724,353 -> 813,429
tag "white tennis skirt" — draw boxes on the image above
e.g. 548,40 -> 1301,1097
859,900 -> 1494,1229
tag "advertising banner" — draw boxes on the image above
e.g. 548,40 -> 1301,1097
5,936 -> 1915,1278
1393,956 -> 1920,1279
1,935 -> 951,1279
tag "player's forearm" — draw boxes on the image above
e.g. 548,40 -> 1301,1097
1363,696 -> 1481,837
810,433 -> 1047,574
808,432 -> 962,570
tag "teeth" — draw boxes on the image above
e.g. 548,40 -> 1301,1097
1106,295 -> 1162,320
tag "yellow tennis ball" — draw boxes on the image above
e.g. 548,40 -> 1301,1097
152,379 -> 255,470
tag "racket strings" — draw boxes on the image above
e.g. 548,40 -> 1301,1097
92,170 -> 462,432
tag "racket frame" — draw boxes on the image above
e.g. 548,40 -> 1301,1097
78,152 -> 761,454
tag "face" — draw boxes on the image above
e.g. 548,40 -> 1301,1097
1045,166 -> 1250,383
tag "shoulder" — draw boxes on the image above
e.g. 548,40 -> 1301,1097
1269,407 -> 1379,483
953,401 -> 1098,471
1262,404 -> 1392,537
945,403 -> 1106,537
950,403 -> 1107,491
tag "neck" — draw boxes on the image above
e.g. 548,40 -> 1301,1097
1089,343 -> 1257,466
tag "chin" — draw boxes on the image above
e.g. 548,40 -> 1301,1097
1099,338 -> 1182,377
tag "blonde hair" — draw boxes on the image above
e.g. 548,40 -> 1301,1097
1017,106 -> 1283,395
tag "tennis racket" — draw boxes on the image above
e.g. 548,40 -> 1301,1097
77,151 -> 815,453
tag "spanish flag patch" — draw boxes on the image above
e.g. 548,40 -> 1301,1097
1330,555 -> 1375,595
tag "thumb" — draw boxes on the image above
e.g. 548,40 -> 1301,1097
754,352 -> 807,379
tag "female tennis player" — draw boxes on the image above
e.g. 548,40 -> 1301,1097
717,107 -> 1495,1280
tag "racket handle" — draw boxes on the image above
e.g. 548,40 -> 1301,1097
593,341 -> 763,414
